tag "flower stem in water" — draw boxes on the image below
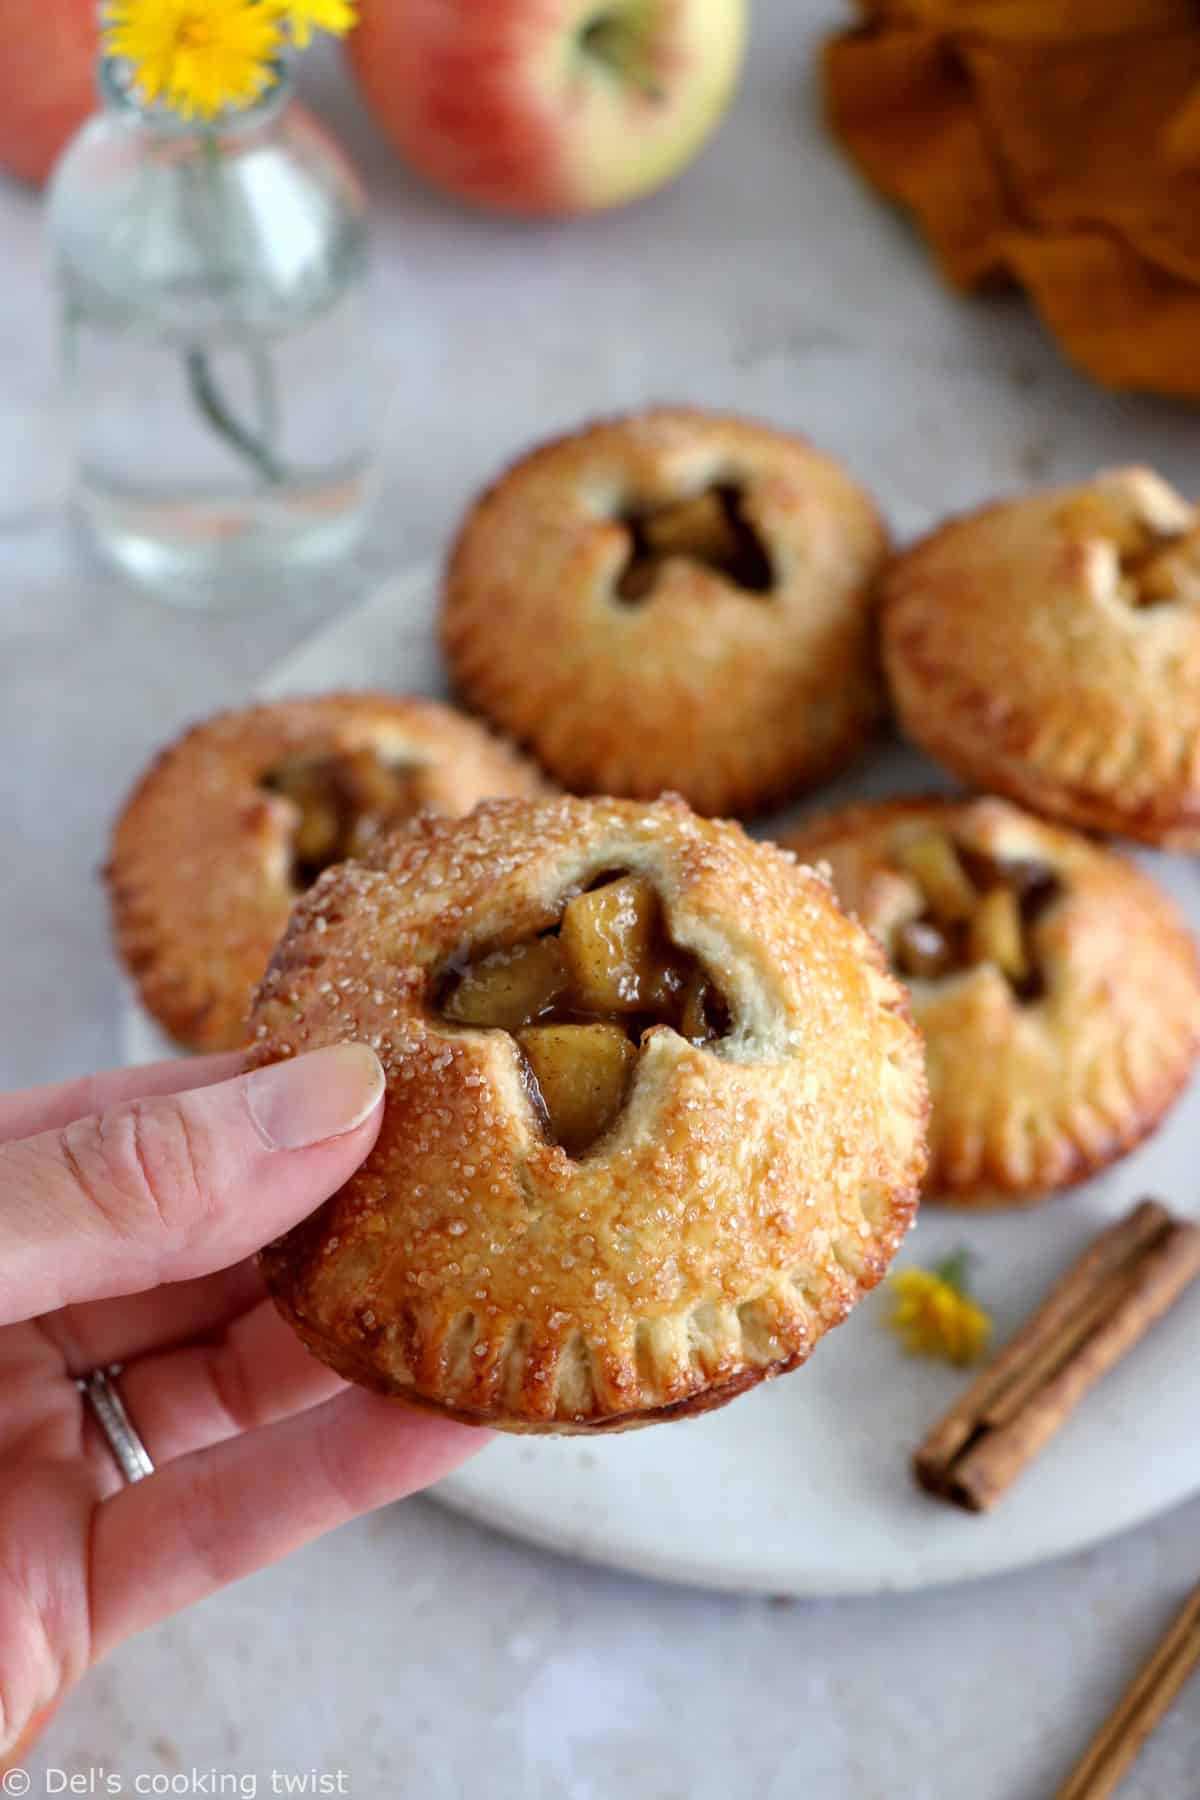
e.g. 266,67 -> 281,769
185,348 -> 286,484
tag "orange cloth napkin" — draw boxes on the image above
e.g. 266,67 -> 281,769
824,2 -> 1200,397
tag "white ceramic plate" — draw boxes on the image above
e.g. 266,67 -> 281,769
123,564 -> 1200,1596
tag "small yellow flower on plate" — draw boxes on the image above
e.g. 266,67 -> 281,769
887,1252 -> 992,1366
274,0 -> 358,49
104,0 -> 284,121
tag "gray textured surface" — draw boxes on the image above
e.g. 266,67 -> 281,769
5,5 -> 1200,1794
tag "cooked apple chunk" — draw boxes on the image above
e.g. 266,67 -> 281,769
559,875 -> 662,1010
440,870 -> 731,1154
641,491 -> 743,568
895,832 -> 976,923
1055,491 -> 1149,559
518,1023 -> 636,1157
264,750 -> 428,884
266,760 -> 342,867
967,885 -> 1028,983
885,837 -> 1054,995
679,970 -> 728,1044
893,918 -> 956,981
1055,493 -> 1192,605
339,750 -> 427,853
443,937 -> 569,1031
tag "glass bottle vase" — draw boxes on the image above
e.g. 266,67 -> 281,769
47,59 -> 378,606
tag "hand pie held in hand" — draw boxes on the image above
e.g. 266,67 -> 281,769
253,796 -> 928,1433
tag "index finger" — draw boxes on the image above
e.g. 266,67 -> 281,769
0,1046 -> 385,1322
0,1052 -> 244,1143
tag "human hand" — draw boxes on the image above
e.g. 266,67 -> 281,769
0,1045 -> 485,1761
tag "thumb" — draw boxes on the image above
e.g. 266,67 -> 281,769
0,1044 -> 385,1323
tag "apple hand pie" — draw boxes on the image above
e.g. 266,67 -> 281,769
253,795 -> 928,1432
108,694 -> 543,1053
881,468 -> 1200,846
442,408 -> 889,817
786,795 -> 1200,1207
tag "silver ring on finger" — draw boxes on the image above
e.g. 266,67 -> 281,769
78,1364 -> 155,1485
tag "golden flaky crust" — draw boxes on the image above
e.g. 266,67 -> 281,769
108,694 -> 543,1053
442,409 -> 889,816
881,468 -> 1200,847
786,796 -> 1200,1207
253,796 -> 928,1432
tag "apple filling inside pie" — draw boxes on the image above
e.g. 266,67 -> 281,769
887,832 -> 1061,1002
441,873 -> 729,1155
263,751 -> 427,888
616,486 -> 774,602
1056,492 -> 1194,609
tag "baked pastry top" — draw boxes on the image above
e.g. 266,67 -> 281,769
108,694 -> 543,1053
786,795 -> 1200,1206
881,467 -> 1200,846
442,408 -> 889,817
253,796 -> 928,1432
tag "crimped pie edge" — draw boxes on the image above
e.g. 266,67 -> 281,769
253,795 -> 929,1430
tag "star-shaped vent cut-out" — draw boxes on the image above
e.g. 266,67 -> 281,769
441,873 -> 730,1156
263,751 -> 426,888
615,486 -> 775,603
887,833 -> 1061,1004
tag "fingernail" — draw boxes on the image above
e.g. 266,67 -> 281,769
245,1044 -> 385,1150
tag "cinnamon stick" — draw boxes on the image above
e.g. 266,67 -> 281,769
914,1200 -> 1200,1512
1055,1581 -> 1200,1800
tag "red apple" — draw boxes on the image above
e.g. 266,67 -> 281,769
346,0 -> 746,216
0,0 -> 97,187
1,0 -> 97,186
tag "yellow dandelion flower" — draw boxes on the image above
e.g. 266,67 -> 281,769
887,1252 -> 992,1366
273,0 -> 358,49
104,0 -> 284,122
